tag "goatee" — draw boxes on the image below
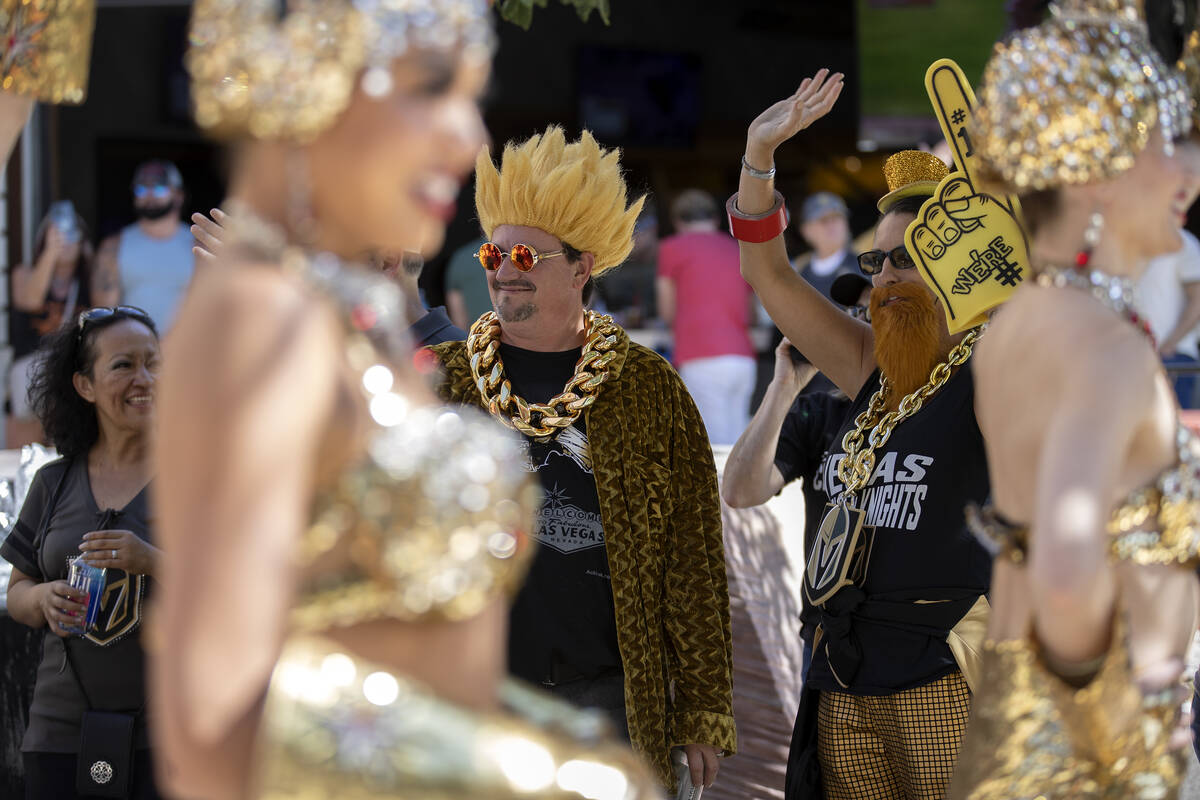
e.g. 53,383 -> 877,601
135,203 -> 175,221
869,282 -> 943,408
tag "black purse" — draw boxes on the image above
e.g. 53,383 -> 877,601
63,639 -> 140,798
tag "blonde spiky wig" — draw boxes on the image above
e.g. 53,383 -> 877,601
475,126 -> 645,276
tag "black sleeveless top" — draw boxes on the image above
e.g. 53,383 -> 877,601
803,365 -> 992,694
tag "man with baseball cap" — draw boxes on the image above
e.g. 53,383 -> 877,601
93,159 -> 195,333
794,191 -> 857,300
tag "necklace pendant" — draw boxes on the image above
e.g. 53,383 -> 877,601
804,500 -> 875,607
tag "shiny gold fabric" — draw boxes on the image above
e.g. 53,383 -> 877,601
974,0 -> 1191,191
431,331 -> 737,790
957,421 -> 1200,798
967,424 -> 1200,571
876,150 -> 949,213
818,672 -> 971,800
257,635 -> 664,800
0,0 -> 93,104
1181,29 -> 1200,127
948,623 -> 1185,800
186,0 -> 494,142
292,400 -> 541,630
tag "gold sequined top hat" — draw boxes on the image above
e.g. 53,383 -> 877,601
186,0 -> 495,143
0,0 -> 95,104
877,150 -> 950,213
974,0 -> 1191,191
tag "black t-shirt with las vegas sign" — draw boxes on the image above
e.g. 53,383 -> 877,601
498,342 -> 623,686
802,365 -> 992,695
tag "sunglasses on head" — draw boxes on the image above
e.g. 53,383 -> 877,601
475,242 -> 565,272
133,184 -> 172,201
857,245 -> 916,276
77,306 -> 154,337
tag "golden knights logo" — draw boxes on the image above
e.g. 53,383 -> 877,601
84,570 -> 145,646
804,502 -> 874,607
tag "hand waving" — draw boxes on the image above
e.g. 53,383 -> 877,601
748,69 -> 844,158
191,207 -> 229,263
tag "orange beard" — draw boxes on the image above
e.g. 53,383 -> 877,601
869,282 -> 943,409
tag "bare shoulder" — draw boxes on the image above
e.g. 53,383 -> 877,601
978,283 -> 1157,408
164,260 -> 340,408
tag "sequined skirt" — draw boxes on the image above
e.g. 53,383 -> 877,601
255,635 -> 663,800
947,633 -> 1185,800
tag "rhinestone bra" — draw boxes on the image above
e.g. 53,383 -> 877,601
967,422 -> 1200,569
258,635 -> 662,800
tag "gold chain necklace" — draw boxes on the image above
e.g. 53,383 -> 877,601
466,310 -> 620,442
836,328 -> 980,497
805,327 -> 981,611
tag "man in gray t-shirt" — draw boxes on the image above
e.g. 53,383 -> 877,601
93,160 -> 195,333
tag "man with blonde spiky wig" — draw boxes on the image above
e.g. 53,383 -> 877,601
430,126 -> 736,793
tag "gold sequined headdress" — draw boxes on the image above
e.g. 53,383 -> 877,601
186,0 -> 495,142
1181,28 -> 1200,126
0,0 -> 94,104
974,0 -> 1191,191
877,150 -> 950,213
474,126 -> 646,276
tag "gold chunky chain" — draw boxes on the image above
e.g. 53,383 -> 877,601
836,329 -> 980,496
466,310 -> 620,442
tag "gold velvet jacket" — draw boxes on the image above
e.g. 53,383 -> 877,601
431,329 -> 737,789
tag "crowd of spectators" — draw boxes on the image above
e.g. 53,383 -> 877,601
2,150 -> 1200,798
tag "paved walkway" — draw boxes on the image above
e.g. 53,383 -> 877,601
1185,756 -> 1200,799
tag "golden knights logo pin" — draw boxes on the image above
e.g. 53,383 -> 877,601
804,501 -> 874,607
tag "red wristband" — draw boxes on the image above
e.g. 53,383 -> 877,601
726,191 -> 789,243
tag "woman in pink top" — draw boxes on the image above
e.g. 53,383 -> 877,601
656,189 -> 756,444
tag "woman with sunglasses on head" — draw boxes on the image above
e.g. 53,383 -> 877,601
2,306 -> 162,799
949,1 -> 1200,797
732,76 -> 992,799
151,3 -> 657,800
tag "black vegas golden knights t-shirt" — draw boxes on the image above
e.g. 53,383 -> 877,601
499,343 -> 623,685
0,458 -> 153,752
802,365 -> 992,695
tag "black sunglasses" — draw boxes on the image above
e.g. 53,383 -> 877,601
76,306 -> 154,337
858,245 -> 916,276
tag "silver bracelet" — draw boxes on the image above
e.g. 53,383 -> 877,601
741,155 -> 776,181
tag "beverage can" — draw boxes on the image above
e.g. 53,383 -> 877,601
64,557 -> 105,635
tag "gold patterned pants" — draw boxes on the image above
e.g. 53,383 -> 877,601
817,671 -> 970,800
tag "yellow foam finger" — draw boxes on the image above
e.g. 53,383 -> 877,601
909,59 -> 1031,333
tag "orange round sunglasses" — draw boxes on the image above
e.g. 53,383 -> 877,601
475,242 -> 565,272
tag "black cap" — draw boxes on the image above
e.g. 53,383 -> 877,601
830,272 -> 871,307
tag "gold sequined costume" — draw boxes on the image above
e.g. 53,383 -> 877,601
185,2 -> 664,798
0,0 -> 93,104
953,424 -> 1200,799
953,3 -> 1198,797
